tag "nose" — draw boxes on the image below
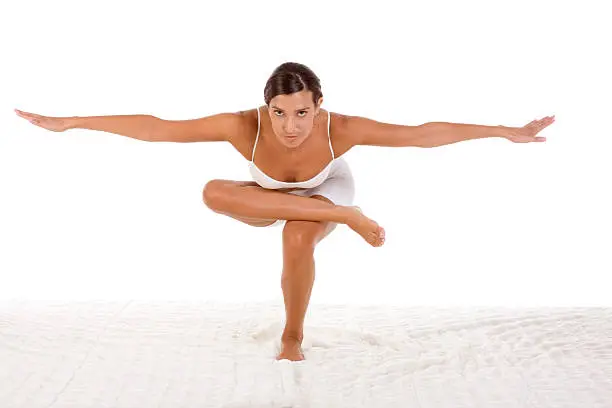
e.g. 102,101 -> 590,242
284,117 -> 297,134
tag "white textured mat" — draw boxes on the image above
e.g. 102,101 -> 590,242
1,300 -> 611,408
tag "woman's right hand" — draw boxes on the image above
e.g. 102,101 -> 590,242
15,109 -> 73,132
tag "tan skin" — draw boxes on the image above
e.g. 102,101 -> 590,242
15,95 -> 554,361
15,90 -> 385,361
203,91 -> 385,361
200,93 -> 386,248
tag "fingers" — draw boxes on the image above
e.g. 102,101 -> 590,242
531,116 -> 554,125
15,109 -> 31,119
526,116 -> 555,133
537,115 -> 555,126
15,109 -> 43,119
537,116 -> 555,130
15,109 -> 45,125
532,116 -> 554,142
508,115 -> 555,143
542,115 -> 555,124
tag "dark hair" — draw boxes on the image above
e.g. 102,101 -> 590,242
264,62 -> 323,107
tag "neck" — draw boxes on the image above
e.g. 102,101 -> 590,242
273,135 -> 310,156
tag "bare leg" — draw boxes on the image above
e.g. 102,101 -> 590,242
277,196 -> 336,361
204,179 -> 350,223
203,179 -> 385,246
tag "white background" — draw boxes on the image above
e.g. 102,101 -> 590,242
1,0 -> 610,306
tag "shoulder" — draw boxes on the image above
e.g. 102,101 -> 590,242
226,107 -> 264,161
325,111 -> 362,156
330,111 -> 369,130
328,111 -> 362,151
225,107 -> 259,141
235,106 -> 266,130
329,111 -> 360,136
328,111 -> 408,150
329,111 -> 349,128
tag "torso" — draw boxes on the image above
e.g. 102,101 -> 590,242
229,106 -> 354,184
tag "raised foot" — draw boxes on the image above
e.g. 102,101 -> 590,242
345,206 -> 385,247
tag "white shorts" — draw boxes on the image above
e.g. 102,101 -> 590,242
268,156 -> 355,227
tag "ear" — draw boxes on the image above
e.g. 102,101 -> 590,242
315,97 -> 324,114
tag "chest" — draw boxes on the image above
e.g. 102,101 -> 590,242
253,141 -> 334,183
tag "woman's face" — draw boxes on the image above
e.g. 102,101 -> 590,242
268,90 -> 323,148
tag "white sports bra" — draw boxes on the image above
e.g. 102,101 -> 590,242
248,106 -> 336,190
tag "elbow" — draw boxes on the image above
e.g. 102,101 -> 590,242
415,122 -> 446,148
147,116 -> 170,142
406,123 -> 434,148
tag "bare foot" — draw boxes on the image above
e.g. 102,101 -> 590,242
276,338 -> 305,361
344,206 -> 385,247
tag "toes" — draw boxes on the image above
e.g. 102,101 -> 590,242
369,235 -> 384,247
366,227 -> 386,247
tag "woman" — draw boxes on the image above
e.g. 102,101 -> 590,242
15,62 -> 554,361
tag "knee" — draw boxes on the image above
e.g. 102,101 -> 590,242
202,179 -> 230,211
282,224 -> 317,255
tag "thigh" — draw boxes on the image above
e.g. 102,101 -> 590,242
204,180 -> 278,227
231,215 -> 277,227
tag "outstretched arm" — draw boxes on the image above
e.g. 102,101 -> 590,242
15,109 -> 159,141
340,114 -> 555,148
14,109 -> 246,143
419,116 -> 554,146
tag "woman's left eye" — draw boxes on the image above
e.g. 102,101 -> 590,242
298,111 -> 306,117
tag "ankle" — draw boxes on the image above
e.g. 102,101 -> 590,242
335,205 -> 356,225
281,331 -> 304,343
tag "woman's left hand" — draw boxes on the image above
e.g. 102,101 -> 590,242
503,115 -> 555,143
